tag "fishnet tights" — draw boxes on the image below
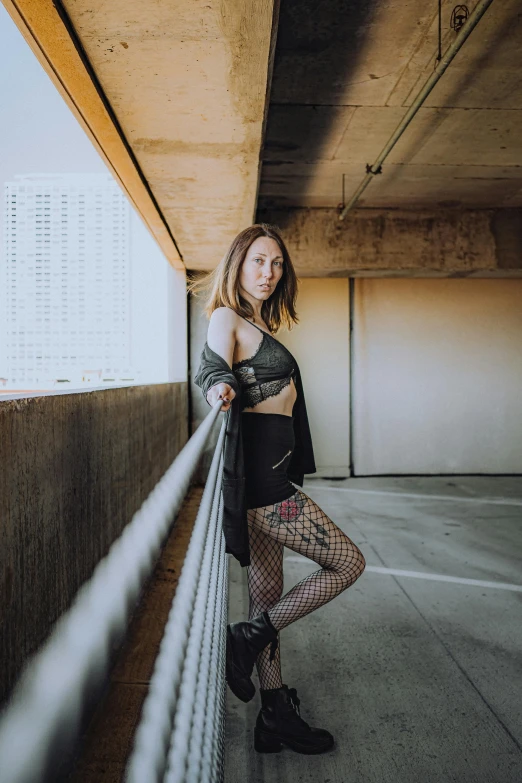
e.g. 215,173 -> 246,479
246,488 -> 366,690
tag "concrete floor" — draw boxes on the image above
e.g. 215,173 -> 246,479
225,476 -> 522,783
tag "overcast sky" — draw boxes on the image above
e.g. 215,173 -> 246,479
0,4 -> 107,191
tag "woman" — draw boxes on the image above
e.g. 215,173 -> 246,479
192,224 -> 366,755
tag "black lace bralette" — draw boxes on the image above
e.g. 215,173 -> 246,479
232,315 -> 297,410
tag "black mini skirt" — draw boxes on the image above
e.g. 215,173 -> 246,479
241,412 -> 297,510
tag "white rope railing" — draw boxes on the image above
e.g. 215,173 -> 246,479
0,401 -> 226,783
125,417 -> 227,783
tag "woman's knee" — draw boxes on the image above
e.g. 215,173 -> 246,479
335,544 -> 366,588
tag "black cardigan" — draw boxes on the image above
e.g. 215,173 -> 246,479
193,342 -> 316,566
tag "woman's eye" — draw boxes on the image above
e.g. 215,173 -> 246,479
253,257 -> 281,267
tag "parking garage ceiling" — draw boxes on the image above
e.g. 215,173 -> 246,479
7,0 -> 522,274
260,0 -> 522,212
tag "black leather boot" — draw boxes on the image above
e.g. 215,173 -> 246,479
226,612 -> 279,703
254,685 -> 334,754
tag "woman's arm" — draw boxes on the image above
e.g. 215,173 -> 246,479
207,307 -> 236,366
206,307 -> 237,411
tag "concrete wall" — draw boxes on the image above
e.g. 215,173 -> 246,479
0,383 -> 188,705
353,279 -> 522,474
190,275 -> 522,480
277,278 -> 350,476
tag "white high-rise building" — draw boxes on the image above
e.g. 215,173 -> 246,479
2,173 -> 135,389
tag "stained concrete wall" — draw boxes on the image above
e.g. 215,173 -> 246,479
257,208 -> 522,278
353,279 -> 522,474
0,383 -> 188,705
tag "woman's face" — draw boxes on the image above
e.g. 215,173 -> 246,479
238,236 -> 284,305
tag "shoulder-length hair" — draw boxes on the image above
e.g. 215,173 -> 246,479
187,223 -> 299,333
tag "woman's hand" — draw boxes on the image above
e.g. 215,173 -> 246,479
206,382 -> 236,412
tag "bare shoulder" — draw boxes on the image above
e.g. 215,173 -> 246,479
208,306 -> 239,337
207,307 -> 238,367
209,306 -> 239,327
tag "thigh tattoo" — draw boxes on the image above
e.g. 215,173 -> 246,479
265,489 -> 330,549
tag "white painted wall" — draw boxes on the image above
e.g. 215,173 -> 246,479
278,278 -> 350,477
353,279 -> 522,474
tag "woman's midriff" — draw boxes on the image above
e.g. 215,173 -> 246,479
242,376 -> 297,417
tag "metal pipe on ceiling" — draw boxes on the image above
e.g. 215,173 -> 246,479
338,0 -> 496,220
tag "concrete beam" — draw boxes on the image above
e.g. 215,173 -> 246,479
256,208 -> 522,277
62,0 -> 280,269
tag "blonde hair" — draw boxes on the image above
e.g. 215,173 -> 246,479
187,223 -> 299,333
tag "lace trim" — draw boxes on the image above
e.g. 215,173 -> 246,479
242,375 -> 293,409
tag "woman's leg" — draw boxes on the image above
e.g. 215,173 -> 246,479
248,487 -> 366,632
247,523 -> 284,690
